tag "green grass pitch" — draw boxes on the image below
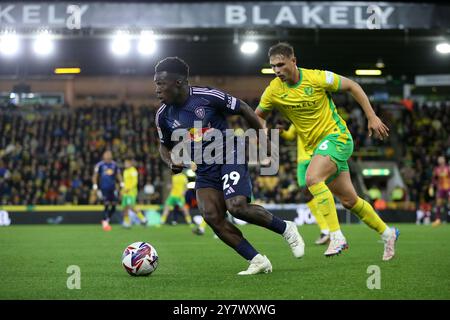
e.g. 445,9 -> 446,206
0,223 -> 449,300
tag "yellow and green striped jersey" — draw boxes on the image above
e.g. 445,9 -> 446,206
258,68 -> 350,153
280,124 -> 312,162
123,167 -> 138,197
170,173 -> 188,198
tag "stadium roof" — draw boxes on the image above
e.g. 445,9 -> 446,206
0,1 -> 449,79
1,28 -> 449,79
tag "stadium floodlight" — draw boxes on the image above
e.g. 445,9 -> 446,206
0,32 -> 19,56
33,31 -> 54,56
375,58 -> 385,69
240,41 -> 258,55
436,42 -> 450,54
138,31 -> 156,56
111,31 -> 131,56
355,69 -> 382,76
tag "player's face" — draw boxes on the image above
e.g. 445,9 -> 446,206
154,72 -> 181,105
125,160 -> 131,168
269,54 -> 297,83
103,151 -> 112,162
438,156 -> 445,165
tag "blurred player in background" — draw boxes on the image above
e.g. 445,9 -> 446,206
256,42 -> 399,261
279,123 -> 330,245
121,158 -> 147,228
432,155 -> 450,227
160,170 -> 193,225
92,150 -> 123,231
155,57 -> 304,275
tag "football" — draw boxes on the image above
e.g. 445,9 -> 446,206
122,242 -> 159,276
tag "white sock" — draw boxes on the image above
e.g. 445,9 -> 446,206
381,227 -> 393,241
321,229 -> 330,235
330,229 -> 345,240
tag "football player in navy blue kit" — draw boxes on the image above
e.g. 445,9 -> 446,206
154,57 -> 305,275
92,150 -> 123,231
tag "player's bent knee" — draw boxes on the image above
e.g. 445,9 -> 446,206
226,198 -> 247,218
202,209 -> 224,227
305,174 -> 322,187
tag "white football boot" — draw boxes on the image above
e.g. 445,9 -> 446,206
324,236 -> 349,257
238,254 -> 272,275
282,221 -> 305,258
382,227 -> 400,261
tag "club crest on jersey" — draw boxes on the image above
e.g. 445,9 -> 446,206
304,87 -> 314,96
194,107 -> 205,119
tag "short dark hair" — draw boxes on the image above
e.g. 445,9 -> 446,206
268,42 -> 294,58
155,57 -> 189,78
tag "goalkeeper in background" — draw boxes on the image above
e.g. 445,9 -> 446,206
279,123 -> 330,245
122,158 -> 147,228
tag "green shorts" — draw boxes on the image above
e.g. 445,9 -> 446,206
314,133 -> 354,182
121,195 -> 137,207
297,133 -> 354,186
165,195 -> 185,207
297,160 -> 310,188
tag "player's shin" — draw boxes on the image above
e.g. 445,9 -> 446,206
229,202 -> 287,234
308,182 -> 340,233
307,197 -> 329,233
108,205 -> 116,219
350,197 -> 388,234
136,210 -> 147,222
103,205 -> 110,221
235,239 -> 259,261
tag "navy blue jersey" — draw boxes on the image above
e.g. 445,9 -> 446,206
155,86 -> 241,175
94,161 -> 120,190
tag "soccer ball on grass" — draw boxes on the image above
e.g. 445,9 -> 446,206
122,242 -> 158,276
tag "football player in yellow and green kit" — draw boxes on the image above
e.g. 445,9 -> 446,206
122,158 -> 147,228
279,123 -> 330,245
256,42 -> 399,261
161,171 -> 193,225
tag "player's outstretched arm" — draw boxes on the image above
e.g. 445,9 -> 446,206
339,76 -> 389,140
238,100 -> 264,131
254,105 -> 270,132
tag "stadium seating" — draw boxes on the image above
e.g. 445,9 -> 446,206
0,100 -> 449,207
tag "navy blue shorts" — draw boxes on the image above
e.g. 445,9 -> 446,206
195,163 -> 252,202
101,189 -> 118,203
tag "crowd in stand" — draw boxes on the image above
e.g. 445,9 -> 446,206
1,99 -> 448,207
397,101 -> 450,206
0,104 -> 164,205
